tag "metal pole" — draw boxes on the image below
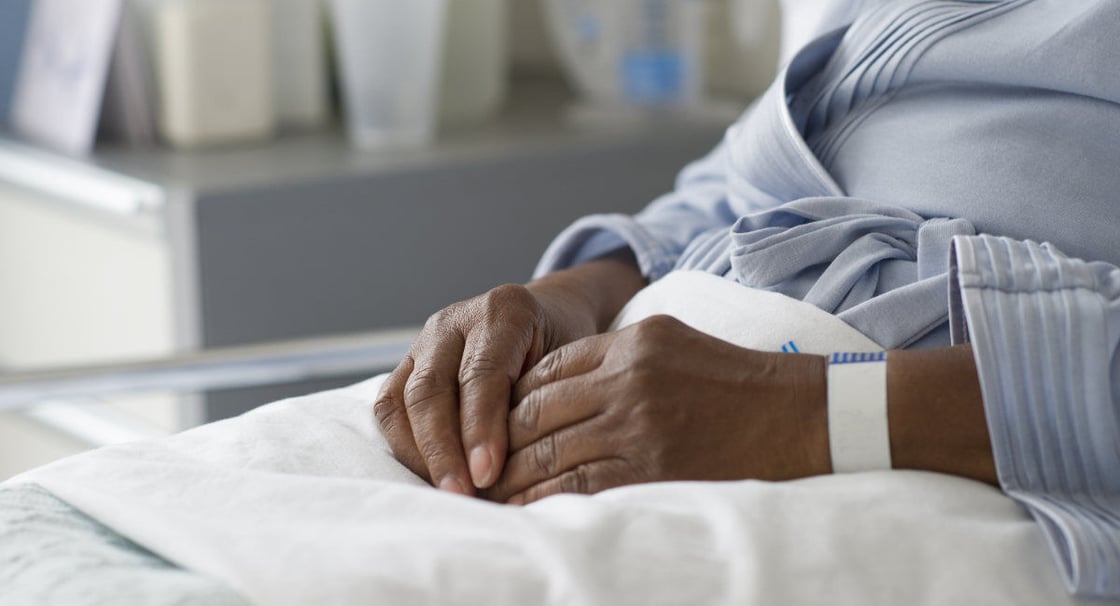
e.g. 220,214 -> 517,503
0,328 -> 418,411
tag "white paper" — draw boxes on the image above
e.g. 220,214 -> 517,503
11,0 -> 123,155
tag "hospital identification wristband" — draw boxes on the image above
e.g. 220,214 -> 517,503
827,352 -> 892,473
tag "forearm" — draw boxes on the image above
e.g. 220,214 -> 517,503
885,344 -> 997,485
790,344 -> 996,485
775,344 -> 996,485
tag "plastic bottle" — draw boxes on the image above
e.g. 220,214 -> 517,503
543,0 -> 707,108
543,0 -> 781,110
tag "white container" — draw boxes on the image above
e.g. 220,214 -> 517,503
153,0 -> 275,147
542,0 -> 707,108
439,0 -> 509,127
330,0 -> 447,149
271,0 -> 329,129
543,0 -> 781,110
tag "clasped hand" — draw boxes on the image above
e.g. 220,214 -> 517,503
374,283 -> 830,506
487,314 -> 830,504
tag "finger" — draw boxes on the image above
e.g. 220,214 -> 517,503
507,458 -> 632,506
372,356 -> 427,479
508,376 -> 602,452
513,333 -> 610,403
458,316 -> 537,490
487,416 -> 613,503
404,331 -> 473,496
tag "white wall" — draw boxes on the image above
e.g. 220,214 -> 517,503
0,414 -> 88,480
0,182 -> 178,480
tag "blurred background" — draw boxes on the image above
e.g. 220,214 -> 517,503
0,0 -> 783,480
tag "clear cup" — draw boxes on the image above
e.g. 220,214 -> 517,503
329,0 -> 447,149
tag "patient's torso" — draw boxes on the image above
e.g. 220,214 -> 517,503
691,0 -> 1120,349
808,0 -> 1120,267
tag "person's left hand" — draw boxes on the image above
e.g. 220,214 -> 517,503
485,315 -> 832,505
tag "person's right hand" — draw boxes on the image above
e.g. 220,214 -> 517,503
373,255 -> 645,497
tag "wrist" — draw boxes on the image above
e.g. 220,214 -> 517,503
794,353 -> 832,477
886,345 -> 997,485
816,345 -> 996,484
766,352 -> 831,480
826,352 -> 892,473
527,252 -> 646,334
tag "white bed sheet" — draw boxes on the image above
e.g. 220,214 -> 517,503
8,272 -> 1106,605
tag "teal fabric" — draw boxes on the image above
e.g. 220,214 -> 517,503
0,483 -> 245,606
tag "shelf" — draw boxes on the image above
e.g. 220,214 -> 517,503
0,77 -> 737,214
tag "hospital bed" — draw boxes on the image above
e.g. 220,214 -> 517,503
0,329 -> 417,413
0,320 -> 1108,606
1,331 -> 416,606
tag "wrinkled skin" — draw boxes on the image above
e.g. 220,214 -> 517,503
486,315 -> 829,504
373,257 -> 994,503
373,256 -> 642,496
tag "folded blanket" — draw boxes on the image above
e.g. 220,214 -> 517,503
5,272 -> 1100,605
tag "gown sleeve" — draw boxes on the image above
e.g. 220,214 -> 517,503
532,137 -> 738,282
949,234 -> 1120,599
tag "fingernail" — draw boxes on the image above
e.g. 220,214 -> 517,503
508,494 -> 525,506
469,446 -> 493,488
438,475 -> 469,496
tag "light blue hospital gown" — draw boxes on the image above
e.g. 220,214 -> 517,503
535,0 -> 1120,598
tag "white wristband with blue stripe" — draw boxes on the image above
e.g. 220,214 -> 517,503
827,352 -> 892,473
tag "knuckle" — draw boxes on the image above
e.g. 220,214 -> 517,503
514,392 -> 542,435
626,322 -> 655,347
536,348 -> 565,384
625,359 -> 658,382
529,433 -> 560,477
419,441 -> 459,472
372,391 -> 401,426
617,359 -> 659,392
491,283 -> 531,305
561,464 -> 593,495
403,367 -> 452,412
625,399 -> 660,435
424,308 -> 447,329
635,314 -> 679,339
481,284 -> 532,321
599,397 -> 627,426
643,438 -> 670,470
459,351 -> 505,387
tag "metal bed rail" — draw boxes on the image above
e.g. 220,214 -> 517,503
0,328 -> 419,412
